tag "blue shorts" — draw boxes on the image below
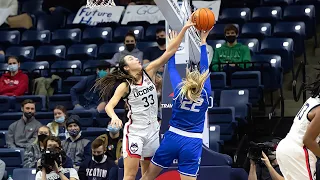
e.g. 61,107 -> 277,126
151,131 -> 202,177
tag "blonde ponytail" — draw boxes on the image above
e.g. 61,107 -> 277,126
177,69 -> 209,102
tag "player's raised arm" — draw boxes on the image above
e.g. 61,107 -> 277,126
168,55 -> 182,91
303,107 -> 320,157
145,18 -> 195,78
200,29 -> 212,95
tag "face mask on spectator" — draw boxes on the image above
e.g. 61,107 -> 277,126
125,44 -> 135,52
98,70 -> 107,78
8,64 -> 18,72
93,154 -> 104,162
68,129 -> 80,137
156,38 -> 166,46
107,125 -> 120,134
24,112 -> 34,120
38,134 -> 48,142
55,116 -> 65,124
225,35 -> 237,44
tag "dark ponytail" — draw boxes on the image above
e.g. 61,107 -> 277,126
305,70 -> 320,98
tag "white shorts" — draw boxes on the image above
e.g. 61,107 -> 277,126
276,137 -> 317,180
122,121 -> 160,160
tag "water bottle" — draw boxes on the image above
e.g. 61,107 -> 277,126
7,175 -> 13,180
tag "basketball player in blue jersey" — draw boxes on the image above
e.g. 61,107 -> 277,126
141,29 -> 212,180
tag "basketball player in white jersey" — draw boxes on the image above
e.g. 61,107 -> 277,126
276,83 -> 320,180
94,19 -> 195,180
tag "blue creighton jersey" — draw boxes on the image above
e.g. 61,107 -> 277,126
168,45 -> 212,133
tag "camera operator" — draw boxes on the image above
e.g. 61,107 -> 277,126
36,136 -> 79,180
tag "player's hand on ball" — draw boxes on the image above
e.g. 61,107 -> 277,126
183,15 -> 196,29
261,151 -> 272,167
200,28 -> 213,42
111,117 -> 123,128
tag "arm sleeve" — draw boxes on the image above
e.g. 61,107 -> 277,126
12,74 -> 28,96
6,124 -> 16,148
70,78 -> 87,106
8,0 -> 18,16
23,145 -> 36,168
168,55 -> 182,89
83,141 -> 92,162
200,45 -> 212,95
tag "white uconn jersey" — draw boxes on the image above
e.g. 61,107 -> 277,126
125,71 -> 158,128
287,97 -> 320,144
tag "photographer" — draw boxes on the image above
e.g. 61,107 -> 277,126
36,136 -> 79,180
248,140 -> 284,180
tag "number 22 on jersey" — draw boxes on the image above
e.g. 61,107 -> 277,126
296,103 -> 310,120
180,98 -> 204,112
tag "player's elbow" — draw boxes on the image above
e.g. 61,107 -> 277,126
303,135 -> 312,147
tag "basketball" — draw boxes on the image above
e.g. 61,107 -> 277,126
192,8 -> 215,31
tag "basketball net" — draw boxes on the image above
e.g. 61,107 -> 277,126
86,0 -> 116,8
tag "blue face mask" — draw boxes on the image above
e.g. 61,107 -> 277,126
55,116 -> 65,123
98,70 -> 107,78
107,125 -> 120,134
8,64 -> 18,72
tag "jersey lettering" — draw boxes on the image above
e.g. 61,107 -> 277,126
180,98 -> 204,112
142,94 -> 155,107
133,85 -> 155,98
297,103 -> 310,120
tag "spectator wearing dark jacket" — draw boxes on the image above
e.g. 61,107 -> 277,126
78,138 -> 117,180
62,115 -> 91,167
0,56 -> 28,96
71,62 -> 111,112
6,99 -> 42,149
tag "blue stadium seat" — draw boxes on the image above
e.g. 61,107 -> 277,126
0,63 -> 7,71
81,129 -> 107,141
0,31 -> 20,47
241,23 -> 272,40
0,131 -> 6,148
20,61 -> 50,78
36,14 -> 63,31
21,30 -> 51,46
14,95 -> 46,111
208,107 -> 236,141
273,21 -> 306,57
0,54 -> 4,63
231,72 -> 263,105
13,168 -> 36,180
209,125 -> 221,152
209,24 -> 239,40
136,42 -> 157,52
34,112 -> 54,125
210,72 -> 227,106
260,38 -> 294,72
251,54 -> 282,90
5,46 -> 35,62
145,25 -> 165,41
219,8 -> 251,25
35,45 -> 66,61
83,60 -> 110,75
21,0 -> 42,14
51,29 -> 81,45
263,0 -> 294,6
283,5 -> 316,45
82,27 -> 113,44
220,89 -> 250,124
237,38 -> 260,54
207,40 -> 226,50
251,6 -> 282,24
68,110 -> 95,129
0,112 -> 22,130
98,43 -> 124,59
113,26 -> 144,42
62,76 -> 87,93
49,94 -> 73,110
0,149 -> 23,175
50,60 -> 82,78
0,96 -> 14,112
67,44 -> 98,60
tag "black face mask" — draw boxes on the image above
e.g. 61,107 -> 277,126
156,38 -> 166,46
225,35 -> 237,44
125,44 -> 135,52
93,154 -> 104,162
24,112 -> 34,120
38,134 -> 48,143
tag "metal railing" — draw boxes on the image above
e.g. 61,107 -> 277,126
292,60 -> 307,103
